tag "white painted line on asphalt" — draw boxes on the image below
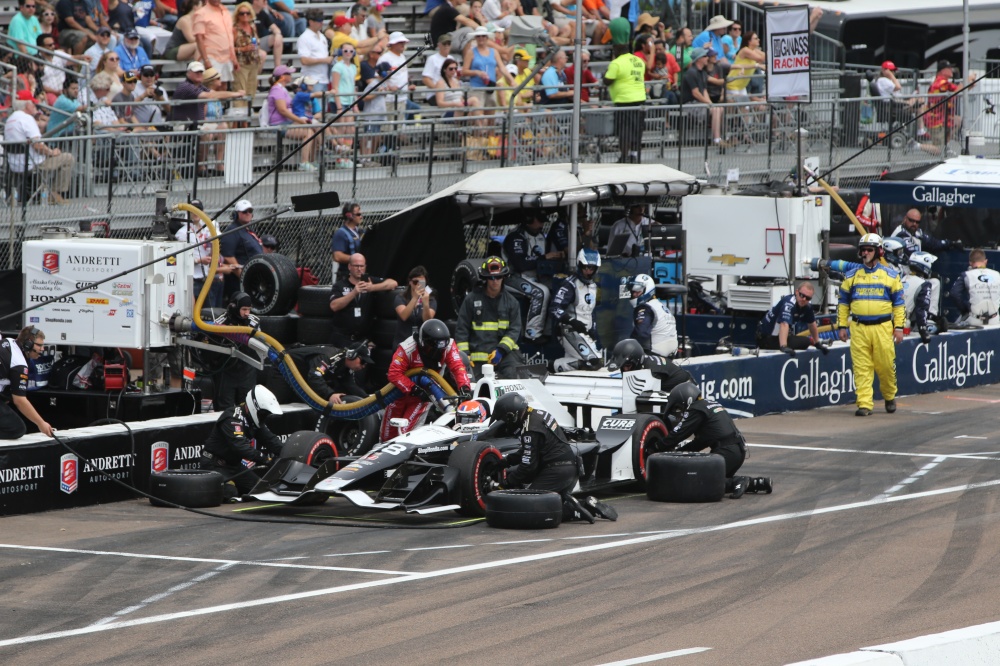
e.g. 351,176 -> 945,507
595,647 -> 712,665
323,550 -> 392,557
485,539 -> 555,545
89,564 -> 235,627
749,442 -> 1000,461
955,435 -> 989,439
0,544 -> 416,576
5,477 -> 1000,648
875,456 -> 947,499
404,545 -> 475,551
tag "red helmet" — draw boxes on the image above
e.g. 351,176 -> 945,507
456,400 -> 488,424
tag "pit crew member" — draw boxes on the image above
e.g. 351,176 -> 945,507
757,281 -> 821,355
502,211 -> 559,340
949,248 -> 1000,327
212,291 -> 261,412
628,273 -> 677,358
608,338 -> 693,393
550,248 -> 601,372
0,327 -> 54,438
902,251 -> 940,342
305,341 -> 372,404
889,208 -> 958,255
200,386 -> 284,495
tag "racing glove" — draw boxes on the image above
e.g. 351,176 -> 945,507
569,319 -> 588,334
487,348 -> 505,365
779,346 -> 796,357
918,326 -> 931,344
458,385 -> 473,402
411,384 -> 431,401
814,341 -> 830,355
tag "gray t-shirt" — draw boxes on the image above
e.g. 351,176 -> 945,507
393,290 -> 438,346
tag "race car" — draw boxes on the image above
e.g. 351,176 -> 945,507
247,366 -> 673,516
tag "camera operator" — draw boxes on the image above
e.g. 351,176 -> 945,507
133,65 -> 171,127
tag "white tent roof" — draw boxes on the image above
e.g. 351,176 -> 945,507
392,163 -> 701,221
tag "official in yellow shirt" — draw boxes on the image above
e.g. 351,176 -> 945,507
603,17 -> 646,163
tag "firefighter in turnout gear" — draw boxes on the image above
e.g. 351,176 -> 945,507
200,386 -> 284,495
664,382 -> 772,499
456,256 -> 524,379
492,392 -> 618,522
950,248 -> 1000,327
902,252 -> 940,343
502,211 -> 560,340
550,248 -> 602,372
837,233 -> 906,417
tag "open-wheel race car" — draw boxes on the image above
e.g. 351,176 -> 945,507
247,366 -> 675,516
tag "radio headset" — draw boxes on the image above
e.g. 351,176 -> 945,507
21,326 -> 39,353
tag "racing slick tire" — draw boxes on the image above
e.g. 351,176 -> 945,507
448,440 -> 505,517
485,489 -> 563,529
646,452 -> 726,503
631,415 -> 670,490
321,396 -> 380,457
450,258 -> 483,312
149,469 -> 224,508
280,430 -> 340,467
257,314 -> 298,346
241,253 -> 301,316
297,316 -> 334,345
297,285 -> 333,317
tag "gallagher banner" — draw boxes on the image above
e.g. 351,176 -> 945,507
766,5 -> 811,101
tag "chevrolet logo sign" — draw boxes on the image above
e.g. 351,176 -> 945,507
709,254 -> 749,266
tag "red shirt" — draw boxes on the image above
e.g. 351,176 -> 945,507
564,64 -> 598,102
925,73 -> 960,129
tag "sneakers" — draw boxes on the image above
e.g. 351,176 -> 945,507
583,496 -> 618,521
885,399 -> 896,413
748,477 -> 773,494
298,162 -> 317,171
728,475 -> 749,499
566,496 -> 596,524
855,407 -> 872,417
906,138 -> 920,153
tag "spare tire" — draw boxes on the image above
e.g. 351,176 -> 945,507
257,314 -> 297,345
451,258 -> 483,312
297,284 -> 332,317
485,489 -> 562,529
646,452 -> 725,503
242,253 -> 301,316
297,316 -> 332,345
149,469 -> 223,508
321,396 -> 380,457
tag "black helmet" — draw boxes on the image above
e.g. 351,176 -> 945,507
664,381 -> 700,416
609,338 -> 644,372
418,319 -> 451,366
479,255 -> 510,280
492,392 -> 529,433
227,291 -> 252,324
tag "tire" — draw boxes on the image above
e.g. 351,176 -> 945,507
257,314 -> 298,345
297,285 -> 332,317
374,287 -> 404,320
321,395 -> 380,456
451,258 -> 483,312
371,318 -> 399,350
241,253 -> 300,316
485,489 -> 562,529
280,430 -> 341,467
149,469 -> 223,508
631,415 -> 670,490
448,440 -> 505,516
646,452 -> 726,503
298,316 -> 333,345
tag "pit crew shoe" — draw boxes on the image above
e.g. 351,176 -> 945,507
566,496 -> 596,524
855,408 -> 872,417
748,477 -> 773,494
584,496 -> 618,521
885,399 -> 896,413
728,476 -> 749,499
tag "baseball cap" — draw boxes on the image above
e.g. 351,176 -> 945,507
936,59 -> 954,72
881,60 -> 896,71
122,70 -> 140,83
125,29 -> 139,39
513,48 -> 529,61
140,65 -> 156,77
187,61 -> 205,73
260,234 -> 279,249
608,17 -> 630,45
202,67 -> 219,83
273,64 -> 296,76
437,33 -> 452,44
375,61 -> 393,76
333,14 -> 354,26
388,31 -> 409,44
347,342 -> 373,365
690,47 -> 708,61
294,75 -> 318,86
15,89 -> 38,103
705,47 -> 717,58
97,26 -> 111,36
235,199 -> 253,212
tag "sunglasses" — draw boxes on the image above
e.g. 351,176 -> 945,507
904,216 -> 920,223
238,10 -> 250,14
446,65 -> 457,70
860,247 -> 876,253
796,291 -> 810,299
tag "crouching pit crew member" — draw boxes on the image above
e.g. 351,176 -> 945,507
201,386 -> 284,496
491,392 -> 617,523
608,338 -> 693,393
0,327 -> 55,438
305,341 -> 373,405
664,382 -> 771,499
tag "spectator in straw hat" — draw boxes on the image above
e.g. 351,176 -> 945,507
692,14 -> 731,65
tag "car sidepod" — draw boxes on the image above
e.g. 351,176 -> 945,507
595,413 -> 669,487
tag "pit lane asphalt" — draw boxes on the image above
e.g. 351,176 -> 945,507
4,383 -> 1000,666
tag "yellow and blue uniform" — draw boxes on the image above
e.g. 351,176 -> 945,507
837,263 -> 905,411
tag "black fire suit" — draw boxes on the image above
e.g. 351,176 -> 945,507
503,408 -> 580,519
211,310 -> 260,412
305,351 -> 367,400
665,398 -> 746,478
639,356 -> 694,393
200,404 -> 284,494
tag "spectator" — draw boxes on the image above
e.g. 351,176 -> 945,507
219,199 -> 262,298
38,4 -> 60,45
9,0 -> 43,56
394,266 -> 438,345
434,57 -> 479,118
115,28 -> 151,72
5,92 -> 75,204
89,72 -> 124,131
349,4 -> 369,42
508,48 -> 536,108
194,0 -> 237,84
96,51 -> 124,97
421,33 -> 454,103
154,0 -> 179,29
720,20 -> 740,60
538,47 -> 574,105
430,0 -> 477,47
133,64 -> 170,125
604,18 -> 646,164
726,30 -> 764,103
56,0 -> 100,54
464,26 -> 512,110
83,25 -> 114,65
231,2 -> 260,106
36,34 -> 70,105
112,69 -> 139,124
680,47 -> 726,148
252,0 -> 284,65
378,32 -> 420,119
691,14 -> 731,65
365,0 -> 387,39
672,25 -> 692,70
705,47 -> 726,103
199,67 -> 229,174
468,0 -> 488,27
161,0 -> 201,61
290,75 -> 319,119
170,60 -> 244,124
331,43 -> 358,116
297,8 -> 331,113
260,234 -> 279,253
564,48 -> 596,103
912,60 -> 975,156
482,0 -> 518,31
329,252 -> 398,347
107,0 -> 137,35
270,0 -> 306,38
50,77 -> 85,136
331,200 -> 363,279
266,64 -> 322,171
359,61 -> 390,156
326,12 -> 383,58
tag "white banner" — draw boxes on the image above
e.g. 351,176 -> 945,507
765,5 -> 811,101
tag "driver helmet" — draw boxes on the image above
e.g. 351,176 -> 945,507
577,248 -> 601,283
244,385 -> 283,427
417,319 -> 451,367
227,291 -> 253,325
456,399 -> 488,424
609,338 -> 644,372
628,274 -> 656,307
909,251 -> 937,278
882,237 -> 907,267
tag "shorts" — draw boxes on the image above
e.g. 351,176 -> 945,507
208,58 -> 235,83
468,88 -> 496,108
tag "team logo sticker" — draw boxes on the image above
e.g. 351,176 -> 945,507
151,442 -> 169,473
42,250 -> 60,275
60,453 -> 78,494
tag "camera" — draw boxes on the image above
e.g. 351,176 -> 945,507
361,272 -> 371,282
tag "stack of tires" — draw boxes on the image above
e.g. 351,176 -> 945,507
369,287 -> 404,387
241,253 -> 301,346
295,285 -> 335,345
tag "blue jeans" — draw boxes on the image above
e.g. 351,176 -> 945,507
275,11 -> 307,38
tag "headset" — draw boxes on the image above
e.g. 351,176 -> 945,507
20,326 -> 39,353
344,341 -> 367,361
342,201 -> 359,217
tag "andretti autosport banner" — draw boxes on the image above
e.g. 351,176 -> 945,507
681,328 -> 1000,417
766,5 -> 811,101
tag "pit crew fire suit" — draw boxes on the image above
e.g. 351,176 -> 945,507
902,274 -> 939,337
200,404 -> 283,494
382,336 -> 470,441
502,407 -> 581,519
305,349 -> 367,400
211,309 -> 260,412
550,273 -> 600,370
666,397 -> 747,478
456,286 -> 523,378
502,225 -> 550,340
950,267 -> 1000,327
837,263 -> 905,412
632,297 -> 678,358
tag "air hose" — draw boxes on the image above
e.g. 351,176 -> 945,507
174,203 -> 456,419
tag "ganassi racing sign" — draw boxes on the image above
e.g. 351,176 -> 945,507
766,5 -> 811,101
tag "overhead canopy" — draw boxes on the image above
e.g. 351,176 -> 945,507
869,157 -> 1000,209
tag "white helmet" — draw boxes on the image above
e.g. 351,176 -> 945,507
909,251 -> 937,277
245,385 -> 283,427
628,274 -> 656,307
882,237 -> 907,267
858,233 -> 882,258
577,248 -> 600,283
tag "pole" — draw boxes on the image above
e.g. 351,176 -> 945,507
961,0 -> 970,149
567,0 -> 583,269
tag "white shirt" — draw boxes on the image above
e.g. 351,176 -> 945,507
377,50 -> 408,102
41,50 -> 71,94
4,109 -> 43,172
296,27 -> 330,84
607,216 -> 651,256
84,42 -> 112,68
482,0 -> 513,29
175,222 -> 213,279
874,76 -> 899,99
421,51 -> 448,100
134,80 -> 170,124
